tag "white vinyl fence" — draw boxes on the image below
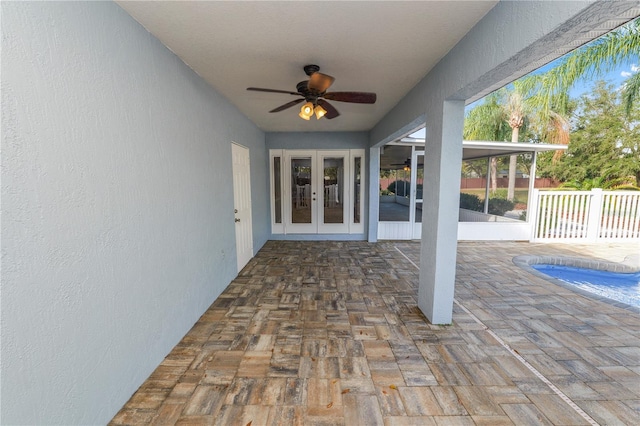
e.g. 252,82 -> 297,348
531,188 -> 640,242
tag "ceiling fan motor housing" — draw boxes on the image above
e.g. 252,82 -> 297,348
303,64 -> 320,76
297,80 -> 318,103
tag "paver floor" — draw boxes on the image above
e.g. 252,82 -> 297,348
111,241 -> 640,425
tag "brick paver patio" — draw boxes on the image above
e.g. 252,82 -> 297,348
111,241 -> 640,425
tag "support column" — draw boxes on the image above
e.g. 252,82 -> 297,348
484,157 -> 491,214
419,100 -> 465,324
368,147 -> 380,242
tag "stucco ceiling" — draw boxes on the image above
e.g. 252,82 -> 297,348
116,1 -> 498,133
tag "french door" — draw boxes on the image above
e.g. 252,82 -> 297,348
271,149 -> 364,234
411,151 -> 424,239
377,147 -> 424,240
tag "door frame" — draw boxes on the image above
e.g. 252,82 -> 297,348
231,142 -> 253,272
377,145 -> 425,240
317,150 -> 350,234
283,150 -> 318,234
270,149 -> 365,235
411,150 -> 424,239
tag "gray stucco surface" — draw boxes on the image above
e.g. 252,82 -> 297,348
1,2 -> 267,424
2,0 -> 639,423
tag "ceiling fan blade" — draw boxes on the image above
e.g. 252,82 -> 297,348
269,98 -> 304,113
308,72 -> 335,93
247,87 -> 301,96
323,91 -> 377,104
317,99 -> 340,119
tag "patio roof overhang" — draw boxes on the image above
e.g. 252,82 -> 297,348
460,140 -> 568,161
396,138 -> 568,161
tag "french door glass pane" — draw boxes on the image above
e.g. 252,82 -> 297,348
353,157 -> 361,224
323,157 -> 344,224
291,158 -> 312,223
274,156 -> 282,224
416,155 -> 424,223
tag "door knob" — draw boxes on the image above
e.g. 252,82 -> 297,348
234,209 -> 238,213
235,218 -> 240,223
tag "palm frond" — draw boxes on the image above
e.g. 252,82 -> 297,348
519,18 -> 640,117
622,70 -> 640,116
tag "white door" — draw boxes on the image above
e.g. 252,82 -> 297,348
318,151 -> 350,233
232,143 -> 253,272
284,151 -> 317,233
283,150 -> 351,234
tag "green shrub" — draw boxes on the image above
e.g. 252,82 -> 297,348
387,180 -> 410,196
459,193 -> 483,211
490,189 -> 508,199
488,198 -> 515,216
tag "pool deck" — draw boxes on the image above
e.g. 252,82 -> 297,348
111,241 -> 640,425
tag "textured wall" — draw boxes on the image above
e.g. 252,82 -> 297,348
1,2 -> 267,424
265,131 -> 369,151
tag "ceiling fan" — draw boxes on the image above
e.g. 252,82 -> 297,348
246,64 -> 376,120
390,158 -> 412,168
390,158 -> 425,170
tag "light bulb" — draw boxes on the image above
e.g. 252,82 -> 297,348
314,104 -> 327,119
299,102 -> 314,120
298,111 -> 311,120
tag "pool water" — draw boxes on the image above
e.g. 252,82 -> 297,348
532,264 -> 640,308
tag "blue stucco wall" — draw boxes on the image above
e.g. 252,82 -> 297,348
1,2 -> 268,424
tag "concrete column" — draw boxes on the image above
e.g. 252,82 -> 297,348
368,147 -> 380,242
419,100 -> 464,324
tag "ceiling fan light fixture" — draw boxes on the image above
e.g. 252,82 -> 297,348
299,102 -> 314,120
314,104 -> 327,120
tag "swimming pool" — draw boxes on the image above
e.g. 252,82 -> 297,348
532,264 -> 640,308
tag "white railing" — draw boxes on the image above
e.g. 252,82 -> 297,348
531,188 -> 640,242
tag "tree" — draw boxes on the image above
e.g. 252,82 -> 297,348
520,18 -> 640,117
465,19 -> 639,196
463,90 -> 511,191
538,81 -> 640,187
465,84 -> 559,197
506,91 -> 525,200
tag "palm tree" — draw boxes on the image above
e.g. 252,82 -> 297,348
466,19 -> 639,198
506,91 -> 525,200
463,90 -> 510,192
622,70 -> 640,116
520,17 -> 640,117
465,83 -> 570,198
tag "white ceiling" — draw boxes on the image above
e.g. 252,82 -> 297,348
116,1 -> 498,133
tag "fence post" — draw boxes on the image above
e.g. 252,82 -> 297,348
585,188 -> 603,242
529,188 -> 540,242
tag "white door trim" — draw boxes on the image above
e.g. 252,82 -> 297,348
232,142 -> 253,272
